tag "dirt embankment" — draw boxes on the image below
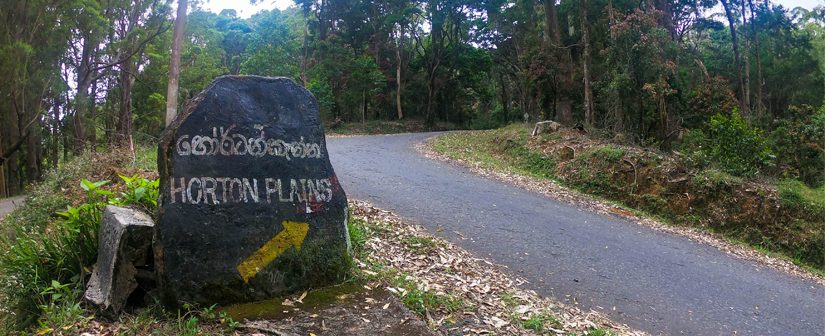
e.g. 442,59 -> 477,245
522,129 -> 823,270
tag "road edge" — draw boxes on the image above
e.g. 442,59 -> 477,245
416,133 -> 825,288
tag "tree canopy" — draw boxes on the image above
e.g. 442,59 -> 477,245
2,0 -> 825,195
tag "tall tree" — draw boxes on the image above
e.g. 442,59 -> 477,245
0,0 -> 73,195
165,0 -> 187,126
748,0 -> 764,117
739,0 -> 751,114
580,0 -> 594,126
720,0 -> 748,115
113,0 -> 168,150
394,23 -> 405,119
544,0 -> 573,125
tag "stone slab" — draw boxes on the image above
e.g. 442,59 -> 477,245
84,206 -> 154,314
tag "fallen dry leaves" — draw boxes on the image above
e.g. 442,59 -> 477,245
350,200 -> 645,336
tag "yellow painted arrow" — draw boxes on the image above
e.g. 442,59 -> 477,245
237,220 -> 309,283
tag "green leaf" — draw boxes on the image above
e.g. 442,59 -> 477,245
134,186 -> 147,200
95,189 -> 113,196
119,174 -> 134,184
80,178 -> 94,191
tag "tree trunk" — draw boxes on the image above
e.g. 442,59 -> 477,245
318,0 -> 328,41
88,78 -> 98,151
50,99 -> 60,169
73,86 -> 89,153
720,0 -> 747,115
0,164 -> 4,198
3,95 -> 22,195
544,0 -> 573,125
73,35 -> 95,153
580,0 -> 594,126
748,0 -> 764,118
0,113 -> 4,196
498,72 -> 510,121
395,26 -> 404,120
300,16 -> 309,85
544,0 -> 561,44
426,77 -> 435,126
116,0 -> 145,150
424,6 -> 445,127
739,0 -> 751,116
0,97 -> 20,196
118,59 -> 136,152
607,0 -> 622,132
361,90 -> 367,124
25,117 -> 42,182
166,0 -> 187,126
73,30 -> 101,153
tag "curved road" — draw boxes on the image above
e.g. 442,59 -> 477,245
327,133 -> 825,335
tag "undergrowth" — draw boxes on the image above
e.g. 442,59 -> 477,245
0,147 -> 159,332
0,145 -> 243,335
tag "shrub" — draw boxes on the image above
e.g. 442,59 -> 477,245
768,105 -> 825,187
685,76 -> 739,128
680,112 -> 773,177
706,112 -> 774,176
678,129 -> 710,168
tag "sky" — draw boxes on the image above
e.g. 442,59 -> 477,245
202,0 -> 824,19
778,0 -> 824,10
202,0 -> 292,18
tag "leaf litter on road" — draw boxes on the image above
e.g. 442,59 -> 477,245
351,200 -> 645,335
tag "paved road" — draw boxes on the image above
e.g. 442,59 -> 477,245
0,196 -> 24,220
327,133 -> 825,336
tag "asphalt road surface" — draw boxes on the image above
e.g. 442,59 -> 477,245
327,132 -> 825,336
0,196 -> 24,220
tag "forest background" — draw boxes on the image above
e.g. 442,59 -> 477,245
1,0 -> 824,196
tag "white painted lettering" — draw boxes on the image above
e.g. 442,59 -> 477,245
265,178 -> 278,204
202,177 -> 219,204
170,177 -> 187,203
242,178 -> 259,203
187,177 -> 203,204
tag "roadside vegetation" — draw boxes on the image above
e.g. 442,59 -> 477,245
431,112 -> 825,274
0,147 -> 163,334
0,145 -> 633,335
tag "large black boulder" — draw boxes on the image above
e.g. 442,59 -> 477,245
156,76 -> 350,305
